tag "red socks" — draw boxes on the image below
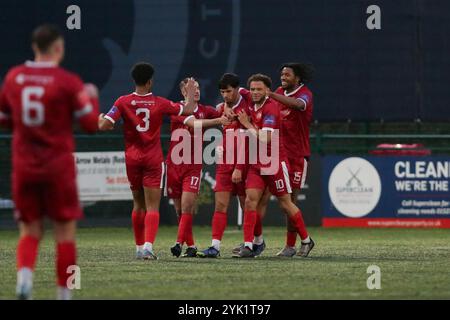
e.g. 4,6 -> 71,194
145,211 -> 160,244
184,214 -> 194,247
254,213 -> 263,237
131,211 -> 145,246
17,235 -> 39,270
289,211 -> 309,240
177,213 -> 194,246
211,211 -> 227,241
56,242 -> 76,287
18,236 -> 77,288
243,210 -> 257,243
286,231 -> 297,247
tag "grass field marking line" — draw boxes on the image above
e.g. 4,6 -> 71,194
366,265 -> 381,290
67,265 -> 81,290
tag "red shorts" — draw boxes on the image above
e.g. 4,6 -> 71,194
214,171 -> 246,197
287,157 -> 308,190
126,162 -> 164,190
166,163 -> 202,199
13,166 -> 82,223
245,161 -> 292,197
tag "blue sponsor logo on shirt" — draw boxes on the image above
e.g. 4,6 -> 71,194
263,114 -> 275,125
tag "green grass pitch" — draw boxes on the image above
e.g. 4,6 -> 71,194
0,226 -> 449,299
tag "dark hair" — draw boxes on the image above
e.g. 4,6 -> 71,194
31,24 -> 63,53
280,62 -> 315,84
247,73 -> 272,89
218,73 -> 240,89
131,62 -> 154,86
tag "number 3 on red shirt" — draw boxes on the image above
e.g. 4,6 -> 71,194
135,108 -> 150,132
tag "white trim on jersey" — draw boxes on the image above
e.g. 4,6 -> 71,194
103,115 -> 115,124
297,97 -> 307,111
281,161 -> 292,194
178,104 -> 184,116
74,103 -> 93,119
183,115 -> 195,125
231,95 -> 243,109
284,83 -> 304,97
301,158 -> 308,189
132,92 -> 153,97
160,162 -> 165,189
25,60 -> 57,68
253,96 -> 269,112
261,127 -> 275,132
180,101 -> 199,113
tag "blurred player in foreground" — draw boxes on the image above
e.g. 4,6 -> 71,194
0,24 -> 99,299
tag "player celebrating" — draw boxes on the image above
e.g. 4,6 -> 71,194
266,63 -> 315,257
221,84 -> 268,257
233,74 -> 313,258
231,64 -> 315,258
167,78 -> 229,258
98,63 -> 196,260
197,73 -> 252,258
0,24 -> 99,299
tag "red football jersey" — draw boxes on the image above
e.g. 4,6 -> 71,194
105,92 -> 183,166
0,60 -> 98,176
216,94 -> 251,173
247,97 -> 286,169
166,103 -> 220,169
275,84 -> 313,157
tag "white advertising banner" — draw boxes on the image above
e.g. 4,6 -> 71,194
74,152 -> 132,201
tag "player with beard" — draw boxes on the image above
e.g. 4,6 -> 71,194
233,74 -> 313,258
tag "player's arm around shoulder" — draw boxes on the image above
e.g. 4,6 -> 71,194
267,89 -> 306,111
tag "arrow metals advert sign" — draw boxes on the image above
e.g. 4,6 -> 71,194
322,156 -> 450,228
75,152 -> 132,201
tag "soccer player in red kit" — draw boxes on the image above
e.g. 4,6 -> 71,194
233,74 -> 313,258
167,78 -> 229,258
197,73 -> 252,258
223,85 -> 269,256
98,63 -> 196,260
0,24 -> 99,299
266,63 -> 315,257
